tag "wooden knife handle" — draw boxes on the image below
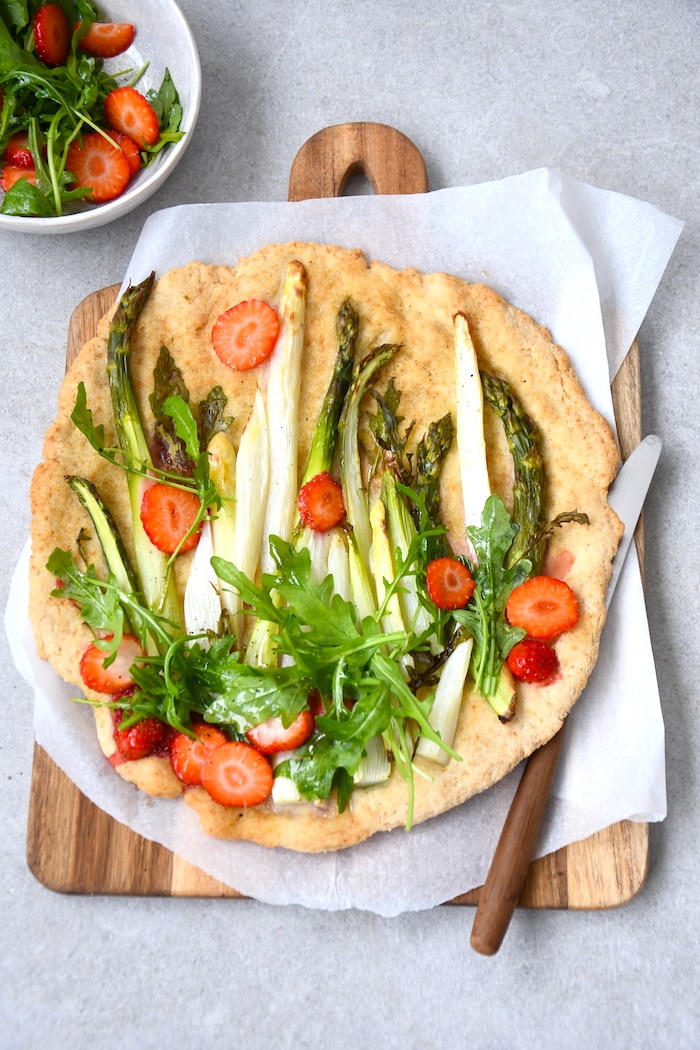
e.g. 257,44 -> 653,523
470,727 -> 566,955
288,122 -> 429,200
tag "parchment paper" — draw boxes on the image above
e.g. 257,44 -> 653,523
8,169 -> 683,915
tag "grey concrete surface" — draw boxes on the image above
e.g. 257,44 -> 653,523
1,1 -> 698,1047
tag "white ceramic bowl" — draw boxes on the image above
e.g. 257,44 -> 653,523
0,0 -> 201,234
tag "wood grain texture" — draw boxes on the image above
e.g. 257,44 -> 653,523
470,729 -> 568,951
26,123 -> 649,907
288,122 -> 429,200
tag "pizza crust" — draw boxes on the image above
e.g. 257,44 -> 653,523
28,242 -> 622,852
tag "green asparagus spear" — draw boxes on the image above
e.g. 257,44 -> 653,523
338,342 -> 402,570
414,413 -> 454,536
106,274 -> 181,626
480,372 -> 546,573
366,377 -> 414,481
66,476 -> 139,597
149,346 -> 195,475
293,299 -> 359,578
366,376 -> 453,552
301,299 -> 358,485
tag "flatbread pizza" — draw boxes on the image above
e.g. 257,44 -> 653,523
29,242 -> 622,852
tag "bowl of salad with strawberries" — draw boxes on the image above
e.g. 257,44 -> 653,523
0,0 -> 201,233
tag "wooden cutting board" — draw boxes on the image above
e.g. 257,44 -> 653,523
26,122 -> 649,907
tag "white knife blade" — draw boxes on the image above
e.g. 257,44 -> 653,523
606,434 -> 662,605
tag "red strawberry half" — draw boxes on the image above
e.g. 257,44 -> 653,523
170,722 -> 229,785
506,639 -> 560,684
79,634 -> 145,694
33,4 -> 71,66
201,741 -> 274,807
246,710 -> 315,755
211,300 -> 280,371
0,165 -> 37,193
297,472 -> 346,532
114,716 -> 168,761
140,483 -> 203,555
65,132 -> 132,203
505,575 -> 579,639
425,557 -> 475,610
4,132 -> 33,169
106,130 -> 142,174
104,86 -> 160,148
79,21 -> 135,58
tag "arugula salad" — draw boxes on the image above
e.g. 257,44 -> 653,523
48,266 -> 586,828
0,1 -> 183,217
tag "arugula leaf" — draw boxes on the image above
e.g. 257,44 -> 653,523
452,494 -> 530,697
48,544 -> 179,654
0,4 -> 33,34
212,554 -> 283,625
71,381 -> 109,455
71,379 -> 151,479
144,70 -> 184,154
277,734 -> 367,806
47,548 -> 125,650
315,681 -> 392,743
162,394 -> 200,464
0,175 -> 54,216
204,660 -> 312,731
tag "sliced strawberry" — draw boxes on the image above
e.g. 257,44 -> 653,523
104,86 -> 160,148
0,164 -> 37,193
211,300 -> 280,371
425,556 -> 475,610
505,575 -> 579,639
246,709 -> 315,755
65,132 -> 131,203
79,633 -> 145,694
297,472 -> 346,532
140,483 -> 202,555
201,741 -> 274,807
114,715 -> 168,761
506,639 -> 560,684
33,4 -> 71,66
170,722 -> 229,785
78,21 -> 135,58
106,130 -> 141,174
4,132 -> 33,169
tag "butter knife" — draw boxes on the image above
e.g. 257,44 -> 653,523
470,434 -> 662,955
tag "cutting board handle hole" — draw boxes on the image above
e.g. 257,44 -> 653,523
341,168 -> 375,196
287,122 -> 429,201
